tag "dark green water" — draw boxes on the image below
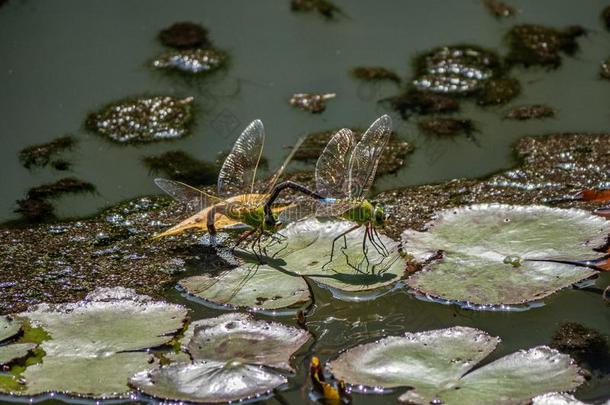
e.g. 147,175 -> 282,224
1,0 -> 609,403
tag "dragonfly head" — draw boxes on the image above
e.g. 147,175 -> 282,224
372,202 -> 387,227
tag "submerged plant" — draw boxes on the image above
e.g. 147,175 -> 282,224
290,93 -> 336,113
290,0 -> 343,19
18,136 -> 76,170
351,66 -> 401,83
505,104 -> 555,120
86,96 -> 194,143
402,204 -> 610,307
151,48 -> 226,74
600,58 -> 610,80
418,117 -> 475,137
143,151 -> 217,186
327,326 -> 584,404
159,22 -> 210,49
483,0 -> 516,18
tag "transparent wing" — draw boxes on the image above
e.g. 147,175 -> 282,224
347,115 -> 392,199
263,135 -> 306,195
315,128 -> 356,199
154,178 -> 221,213
217,119 -> 265,198
315,199 -> 357,218
276,198 -> 317,225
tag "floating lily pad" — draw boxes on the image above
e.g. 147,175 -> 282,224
182,313 -> 310,372
402,204 -> 610,306
22,353 -> 156,398
326,326 -> 584,405
0,316 -> 22,343
0,287 -> 188,399
179,265 -> 310,311
0,343 -> 36,366
20,286 -> 188,356
86,96 -> 194,143
129,360 -> 287,404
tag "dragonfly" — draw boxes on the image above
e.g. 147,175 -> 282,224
154,119 -> 308,262
264,114 -> 393,270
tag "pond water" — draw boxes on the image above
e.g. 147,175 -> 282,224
1,0 -> 609,404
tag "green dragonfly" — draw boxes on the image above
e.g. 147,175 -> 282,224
264,114 -> 393,269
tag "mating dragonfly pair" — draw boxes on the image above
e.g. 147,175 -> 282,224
154,114 -> 392,270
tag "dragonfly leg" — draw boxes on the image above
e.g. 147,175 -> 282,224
322,224 -> 361,270
232,229 -> 256,251
361,225 -> 371,272
250,233 -> 264,264
372,227 -> 390,256
368,227 -> 387,258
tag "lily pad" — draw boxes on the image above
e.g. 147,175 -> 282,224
20,286 -> 188,356
0,287 -> 188,399
402,204 -> 610,306
129,360 -> 287,404
531,392 -> 588,405
326,326 -> 584,405
0,343 -> 36,366
182,313 -> 311,372
179,218 -> 405,310
0,316 -> 22,343
22,353 -> 156,398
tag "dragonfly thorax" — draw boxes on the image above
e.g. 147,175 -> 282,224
341,199 -> 385,227
226,204 -> 278,232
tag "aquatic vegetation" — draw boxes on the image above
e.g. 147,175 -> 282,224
293,127 -> 413,176
290,93 -> 336,113
476,77 -> 521,106
550,322 -> 610,371
351,66 -> 400,83
179,218 -> 405,310
159,21 -> 210,49
18,136 -> 75,170
130,360 -> 287,404
402,204 -> 610,306
327,326 -> 584,404
0,316 -> 22,342
0,287 -> 187,397
290,0 -> 342,19
603,6 -> 610,30
505,104 -> 555,120
151,48 -> 226,74
386,89 -> 460,118
86,96 -> 194,143
505,24 -> 585,68
483,0 -> 516,18
143,150 -> 217,186
182,313 -> 310,372
600,58 -> 610,80
418,117 -> 475,136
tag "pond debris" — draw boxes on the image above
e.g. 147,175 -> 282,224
293,127 -> 413,175
600,58 -> 610,80
483,0 -> 516,18
143,151 -> 217,186
505,24 -> 586,68
15,178 -> 96,222
603,6 -> 610,30
18,136 -> 76,170
290,0 -> 342,19
351,66 -> 400,83
550,322 -> 610,372
505,104 -> 555,120
86,96 -> 194,143
476,77 -> 521,106
386,89 -> 459,118
159,22 -> 210,49
310,356 -> 351,405
572,188 -> 610,203
418,117 -> 475,137
151,48 -> 226,74
290,93 -> 336,113
326,326 -> 584,404
1,132 -> 609,315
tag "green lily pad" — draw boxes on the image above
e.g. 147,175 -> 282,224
0,316 -> 22,343
182,313 -> 311,372
20,286 -> 188,356
0,343 -> 36,366
0,287 -> 188,399
178,265 -> 311,311
22,353 -> 156,398
402,204 -> 610,306
129,360 -> 287,404
326,326 -> 584,405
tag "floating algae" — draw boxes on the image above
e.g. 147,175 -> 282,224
418,117 -> 475,137
152,48 -> 226,74
351,66 -> 401,83
18,136 -> 76,170
505,104 -> 555,120
159,21 -> 210,49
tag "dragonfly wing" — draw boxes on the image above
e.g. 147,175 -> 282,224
217,119 -> 265,199
263,135 -> 306,194
154,178 -> 220,213
315,128 -> 356,199
347,115 -> 392,199
315,199 -> 355,218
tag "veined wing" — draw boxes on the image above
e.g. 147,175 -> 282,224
217,119 -> 265,199
315,128 -> 356,199
262,135 -> 306,195
347,115 -> 392,199
315,199 -> 357,218
154,178 -> 221,213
